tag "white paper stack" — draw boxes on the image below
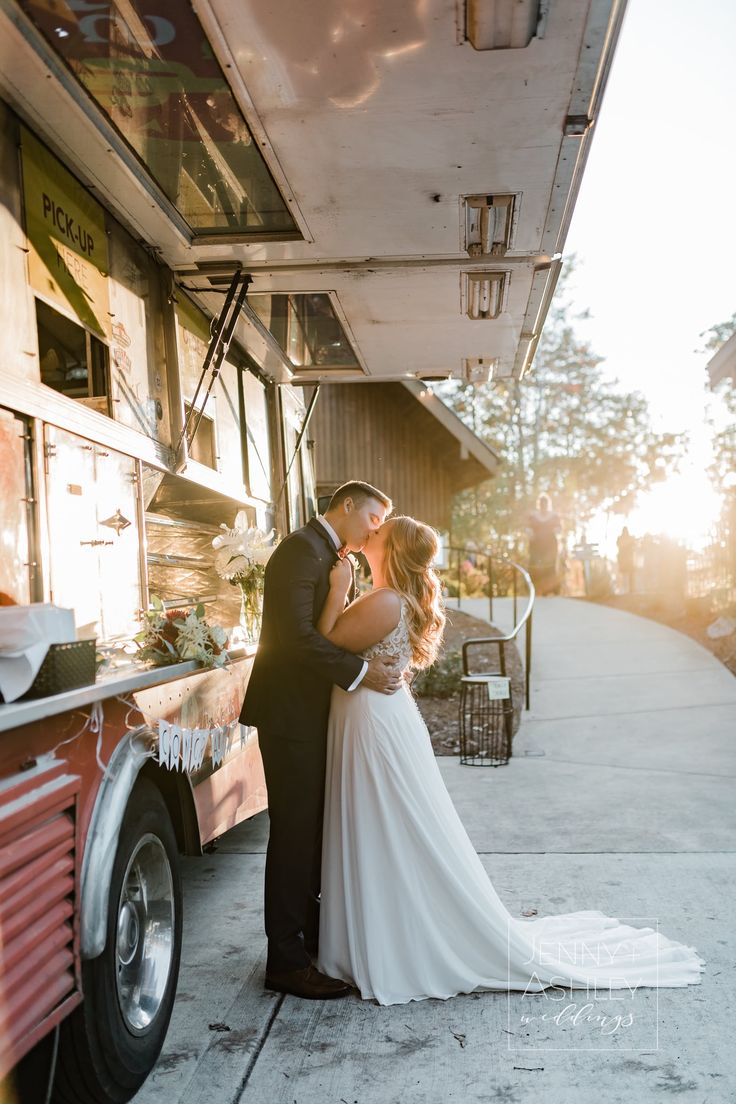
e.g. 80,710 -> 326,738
0,604 -> 76,703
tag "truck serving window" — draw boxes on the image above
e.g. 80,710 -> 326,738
182,401 -> 217,470
19,0 -> 298,239
36,298 -> 110,416
142,465 -> 253,632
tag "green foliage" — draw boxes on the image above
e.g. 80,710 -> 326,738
413,650 -> 463,698
135,597 -> 229,669
700,311 -> 736,354
702,311 -> 736,496
439,564 -> 489,598
438,261 -> 687,548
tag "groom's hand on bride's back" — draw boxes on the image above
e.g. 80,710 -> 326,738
363,655 -> 402,694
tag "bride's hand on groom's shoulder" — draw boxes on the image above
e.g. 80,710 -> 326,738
329,559 -> 353,594
363,655 -> 402,695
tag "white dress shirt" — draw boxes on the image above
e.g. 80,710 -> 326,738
315,515 -> 367,692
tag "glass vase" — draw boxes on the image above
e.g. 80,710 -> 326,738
239,586 -> 263,645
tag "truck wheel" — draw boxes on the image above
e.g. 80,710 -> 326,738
53,778 -> 182,1104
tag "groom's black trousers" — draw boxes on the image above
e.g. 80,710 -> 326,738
258,727 -> 327,973
240,520 -> 363,976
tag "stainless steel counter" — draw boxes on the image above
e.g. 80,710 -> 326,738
0,647 -> 256,734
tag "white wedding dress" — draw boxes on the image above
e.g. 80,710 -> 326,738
317,597 -> 706,1006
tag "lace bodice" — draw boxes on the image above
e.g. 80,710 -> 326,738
360,593 -> 413,672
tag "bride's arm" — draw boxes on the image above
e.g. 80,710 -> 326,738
316,561 -> 352,636
317,562 -> 402,653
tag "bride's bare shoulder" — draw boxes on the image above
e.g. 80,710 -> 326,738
323,585 -> 401,652
348,587 -> 402,634
355,587 -> 402,615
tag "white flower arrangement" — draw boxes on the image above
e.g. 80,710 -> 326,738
212,512 -> 277,641
212,512 -> 276,582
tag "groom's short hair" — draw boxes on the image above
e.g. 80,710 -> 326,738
327,480 -> 392,513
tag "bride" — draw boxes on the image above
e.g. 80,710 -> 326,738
314,515 -> 706,1006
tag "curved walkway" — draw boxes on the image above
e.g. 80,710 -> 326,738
444,596 -> 736,853
134,597 -> 736,1104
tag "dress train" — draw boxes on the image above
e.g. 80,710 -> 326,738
317,602 -> 705,1006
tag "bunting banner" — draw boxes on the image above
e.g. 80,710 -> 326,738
156,717 -> 252,772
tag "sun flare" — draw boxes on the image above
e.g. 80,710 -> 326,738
618,471 -> 722,550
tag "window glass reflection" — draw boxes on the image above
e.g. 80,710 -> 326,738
20,0 -> 298,237
249,293 -> 359,371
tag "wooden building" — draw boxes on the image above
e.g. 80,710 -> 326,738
310,381 -> 499,530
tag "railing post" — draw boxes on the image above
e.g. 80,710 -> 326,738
456,548 -> 462,611
455,543 -> 534,716
512,565 -> 518,629
525,606 -> 532,710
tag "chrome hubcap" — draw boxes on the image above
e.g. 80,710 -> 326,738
115,832 -> 175,1034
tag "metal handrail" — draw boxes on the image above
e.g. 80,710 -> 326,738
440,545 -> 535,710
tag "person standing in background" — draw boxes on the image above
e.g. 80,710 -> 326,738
616,526 -> 636,594
526,494 -> 561,595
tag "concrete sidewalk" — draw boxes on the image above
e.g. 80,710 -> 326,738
134,597 -> 736,1104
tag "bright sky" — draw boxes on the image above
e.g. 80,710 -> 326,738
562,0 -> 736,553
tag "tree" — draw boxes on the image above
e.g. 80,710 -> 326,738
443,264 -> 686,551
700,314 -> 736,596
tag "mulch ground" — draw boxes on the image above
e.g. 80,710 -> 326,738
595,593 -> 736,677
412,607 -> 525,755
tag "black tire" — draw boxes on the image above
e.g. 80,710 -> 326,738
53,778 -> 182,1104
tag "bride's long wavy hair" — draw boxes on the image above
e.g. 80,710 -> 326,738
381,516 -> 445,669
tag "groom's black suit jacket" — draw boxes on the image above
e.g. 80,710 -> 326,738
239,517 -> 364,739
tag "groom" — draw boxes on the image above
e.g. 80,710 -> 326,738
240,480 -> 400,999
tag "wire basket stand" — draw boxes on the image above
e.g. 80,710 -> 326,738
458,675 -> 513,766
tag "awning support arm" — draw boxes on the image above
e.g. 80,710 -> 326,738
274,385 -> 321,510
175,267 -> 252,465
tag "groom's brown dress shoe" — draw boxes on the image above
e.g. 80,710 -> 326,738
264,964 -> 353,1000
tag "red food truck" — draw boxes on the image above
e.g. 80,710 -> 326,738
0,46 -> 326,1102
